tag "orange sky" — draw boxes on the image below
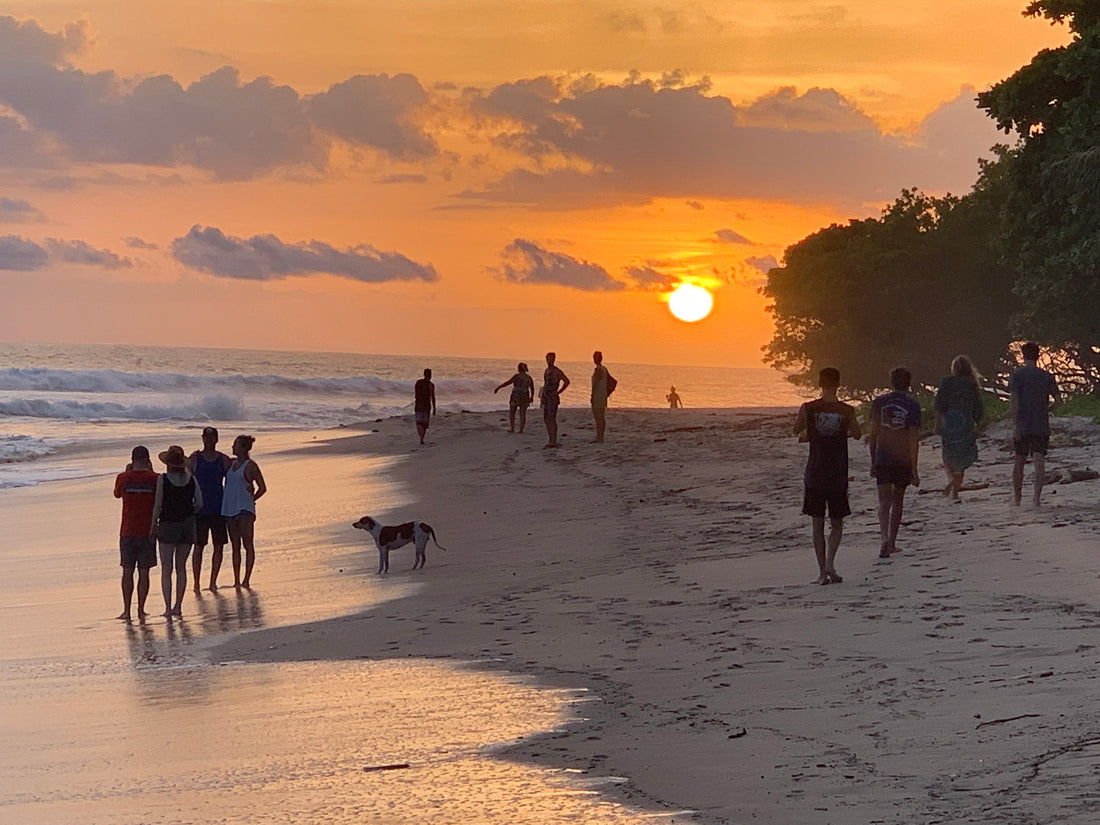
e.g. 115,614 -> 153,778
0,2 -> 1068,367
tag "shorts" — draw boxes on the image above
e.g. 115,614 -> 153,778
225,510 -> 256,523
1014,434 -> 1049,457
875,464 -> 912,488
542,393 -> 560,419
415,410 -> 431,427
120,535 -> 157,569
802,487 -> 851,519
195,513 -> 228,547
509,393 -> 531,409
157,517 -> 196,545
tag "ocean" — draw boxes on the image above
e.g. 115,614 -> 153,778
0,341 -> 801,824
0,341 -> 805,489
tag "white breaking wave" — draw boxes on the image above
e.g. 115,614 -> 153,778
0,395 -> 248,422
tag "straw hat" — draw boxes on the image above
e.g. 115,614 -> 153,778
158,445 -> 186,468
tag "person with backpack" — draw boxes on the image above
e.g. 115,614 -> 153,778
590,350 -> 617,443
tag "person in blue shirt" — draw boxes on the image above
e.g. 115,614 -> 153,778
1008,341 -> 1062,507
869,367 -> 922,558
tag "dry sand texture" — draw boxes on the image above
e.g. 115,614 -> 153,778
215,407 -> 1100,824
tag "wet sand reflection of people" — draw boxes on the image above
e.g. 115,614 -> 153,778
195,586 -> 266,634
494,362 -> 535,433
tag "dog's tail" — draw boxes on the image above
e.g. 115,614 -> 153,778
426,525 -> 449,552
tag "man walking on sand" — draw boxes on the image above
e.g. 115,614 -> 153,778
794,367 -> 861,585
414,368 -> 436,445
869,366 -> 922,558
541,351 -> 570,448
188,426 -> 232,590
113,445 -> 159,621
590,350 -> 610,443
1009,341 -> 1062,506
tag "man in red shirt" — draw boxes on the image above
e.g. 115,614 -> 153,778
113,445 -> 159,621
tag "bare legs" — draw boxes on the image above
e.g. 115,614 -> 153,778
942,464 -> 964,501
158,542 -> 190,618
591,404 -> 606,443
507,403 -> 528,434
876,484 -> 907,557
226,515 -> 256,588
544,414 -> 560,448
518,404 -> 527,433
811,516 -> 844,584
416,422 -> 428,445
1013,453 -> 1045,506
191,544 -> 204,592
208,543 -> 224,590
118,567 -> 150,621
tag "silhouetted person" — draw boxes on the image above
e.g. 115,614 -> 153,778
188,426 -> 231,590
590,350 -> 610,442
540,352 -> 570,448
113,445 -> 159,621
934,356 -> 984,501
494,362 -> 535,433
151,445 -> 202,619
414,368 -> 437,445
869,367 -> 922,558
794,367 -> 861,585
667,385 -> 682,409
1009,341 -> 1062,506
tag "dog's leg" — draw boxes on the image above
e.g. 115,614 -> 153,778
413,536 -> 427,569
378,547 -> 389,574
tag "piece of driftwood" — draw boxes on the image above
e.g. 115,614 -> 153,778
975,713 -> 1041,730
363,763 -> 411,772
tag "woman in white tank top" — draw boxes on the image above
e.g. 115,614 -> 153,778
221,434 -> 267,588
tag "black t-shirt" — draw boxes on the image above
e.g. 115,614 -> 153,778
802,398 -> 857,491
414,378 -> 433,412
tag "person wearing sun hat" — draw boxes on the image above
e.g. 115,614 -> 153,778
150,445 -> 202,619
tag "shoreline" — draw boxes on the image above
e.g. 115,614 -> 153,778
212,406 -> 1100,823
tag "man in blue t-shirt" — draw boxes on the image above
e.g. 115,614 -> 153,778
869,366 -> 922,558
1008,341 -> 1062,506
794,367 -> 861,585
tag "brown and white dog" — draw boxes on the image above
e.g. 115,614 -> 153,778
352,516 -> 448,574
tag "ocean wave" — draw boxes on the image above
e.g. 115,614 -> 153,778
0,395 -> 247,422
0,434 -> 57,464
0,367 -> 497,398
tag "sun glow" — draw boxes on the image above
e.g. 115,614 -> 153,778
667,283 -> 714,323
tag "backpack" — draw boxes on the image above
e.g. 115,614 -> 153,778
606,373 -> 618,396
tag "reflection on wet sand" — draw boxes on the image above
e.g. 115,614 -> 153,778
192,587 -> 266,635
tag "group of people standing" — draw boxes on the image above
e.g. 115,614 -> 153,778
113,427 -> 267,621
796,342 -> 1062,585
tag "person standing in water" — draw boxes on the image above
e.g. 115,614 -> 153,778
221,434 -> 267,589
188,426 -> 231,590
666,386 -> 682,409
494,362 -> 536,433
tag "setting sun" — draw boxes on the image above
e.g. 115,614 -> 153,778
667,283 -> 714,323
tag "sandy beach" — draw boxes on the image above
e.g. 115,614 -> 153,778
208,406 -> 1100,824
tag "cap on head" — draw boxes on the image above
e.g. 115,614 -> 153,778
158,445 -> 186,468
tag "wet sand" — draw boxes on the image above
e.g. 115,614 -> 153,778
213,407 -> 1100,824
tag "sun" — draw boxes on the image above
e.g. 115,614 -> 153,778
667,283 -> 714,322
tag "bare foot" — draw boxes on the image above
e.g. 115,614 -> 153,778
879,543 -> 891,559
116,611 -> 131,621
815,574 -> 831,585
209,583 -> 218,592
162,610 -> 174,620
171,606 -> 182,617
826,570 -> 843,583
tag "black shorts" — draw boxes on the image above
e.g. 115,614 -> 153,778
195,513 -> 228,547
875,464 -> 912,488
802,487 -> 851,519
120,536 -> 157,569
1014,434 -> 1049,457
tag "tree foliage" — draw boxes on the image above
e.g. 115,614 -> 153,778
977,0 -> 1100,390
762,189 -> 1019,397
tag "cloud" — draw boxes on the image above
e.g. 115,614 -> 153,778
171,225 -> 438,283
623,261 -> 679,292
746,254 -> 778,273
460,77 -> 1001,208
0,236 -> 48,270
491,238 -> 625,291
306,74 -> 438,160
0,16 -> 437,179
375,173 -> 428,184
714,228 -> 752,244
123,236 -> 158,249
0,197 -> 46,223
45,238 -> 132,269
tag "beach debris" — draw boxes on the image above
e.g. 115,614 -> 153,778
728,727 -> 748,739
975,714 -> 1041,730
363,763 -> 411,772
